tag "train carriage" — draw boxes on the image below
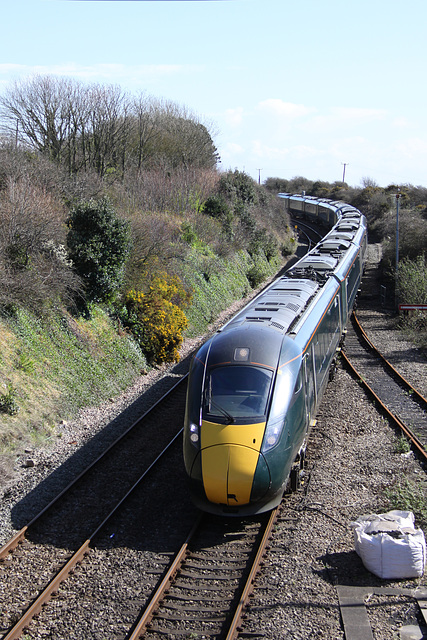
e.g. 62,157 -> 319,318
183,194 -> 367,515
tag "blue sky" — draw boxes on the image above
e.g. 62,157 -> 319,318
1,0 -> 426,187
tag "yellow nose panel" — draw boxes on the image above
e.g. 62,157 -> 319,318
200,420 -> 265,506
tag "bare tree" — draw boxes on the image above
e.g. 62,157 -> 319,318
0,175 -> 81,310
83,84 -> 129,177
0,76 -> 220,177
128,93 -> 162,171
0,76 -> 76,162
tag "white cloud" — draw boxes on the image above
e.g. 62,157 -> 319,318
392,116 -> 411,128
257,99 -> 315,120
249,140 -> 320,160
331,107 -> 387,121
393,137 -> 427,158
250,139 -> 290,160
292,145 -> 323,160
220,141 -> 246,166
224,142 -> 245,154
224,107 -> 244,127
305,108 -> 387,136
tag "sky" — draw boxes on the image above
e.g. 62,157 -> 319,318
0,0 -> 426,188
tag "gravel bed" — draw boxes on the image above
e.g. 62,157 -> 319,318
242,364 -> 427,639
1,244 -> 427,640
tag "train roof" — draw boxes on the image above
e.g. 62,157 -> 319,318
208,323 -> 286,370
221,277 -> 319,335
289,255 -> 337,272
317,239 -> 351,252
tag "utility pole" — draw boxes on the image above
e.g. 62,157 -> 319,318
395,188 -> 401,310
341,162 -> 348,183
256,169 -> 262,185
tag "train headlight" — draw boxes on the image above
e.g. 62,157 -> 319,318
189,422 -> 200,446
262,419 -> 282,452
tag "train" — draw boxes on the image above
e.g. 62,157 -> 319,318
183,193 -> 368,516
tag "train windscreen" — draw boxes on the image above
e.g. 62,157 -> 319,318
204,366 -> 273,421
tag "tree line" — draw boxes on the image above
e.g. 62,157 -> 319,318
0,75 -> 219,177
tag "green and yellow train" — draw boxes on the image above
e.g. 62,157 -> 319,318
183,194 -> 368,515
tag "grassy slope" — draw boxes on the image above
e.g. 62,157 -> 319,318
0,249 -> 285,455
0,306 -> 146,453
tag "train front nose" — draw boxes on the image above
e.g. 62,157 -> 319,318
202,444 -> 263,505
195,421 -> 270,507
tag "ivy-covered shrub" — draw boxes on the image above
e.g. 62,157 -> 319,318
124,273 -> 192,364
66,198 -> 131,303
396,255 -> 427,348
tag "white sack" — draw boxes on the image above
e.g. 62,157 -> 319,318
350,510 -> 426,579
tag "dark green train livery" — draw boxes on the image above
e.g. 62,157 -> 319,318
183,194 -> 368,515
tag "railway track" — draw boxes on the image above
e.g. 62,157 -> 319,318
0,379 -> 281,640
342,312 -> 427,461
291,218 -> 323,251
0,378 -> 190,640
129,509 -> 278,640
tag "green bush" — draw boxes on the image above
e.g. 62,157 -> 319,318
397,255 -> 427,305
218,169 -> 257,205
248,228 -> 278,260
281,235 -> 297,256
66,198 -> 131,303
202,195 -> 233,236
396,255 -> 427,348
246,252 -> 274,288
0,383 -> 19,416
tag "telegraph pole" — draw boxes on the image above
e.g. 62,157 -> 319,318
395,188 -> 401,310
256,169 -> 262,185
341,162 -> 348,183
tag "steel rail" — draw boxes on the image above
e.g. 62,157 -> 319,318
352,312 -> 427,407
2,541 -> 91,640
1,424 -> 185,640
341,350 -> 427,462
127,513 -> 204,640
127,508 -> 279,640
0,375 -> 188,563
291,218 -> 323,252
225,506 -> 279,640
0,527 -> 28,561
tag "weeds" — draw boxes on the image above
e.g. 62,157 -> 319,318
384,477 -> 427,528
394,435 -> 411,454
17,352 -> 36,374
0,383 -> 19,416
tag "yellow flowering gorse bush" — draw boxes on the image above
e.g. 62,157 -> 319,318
125,273 -> 192,364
